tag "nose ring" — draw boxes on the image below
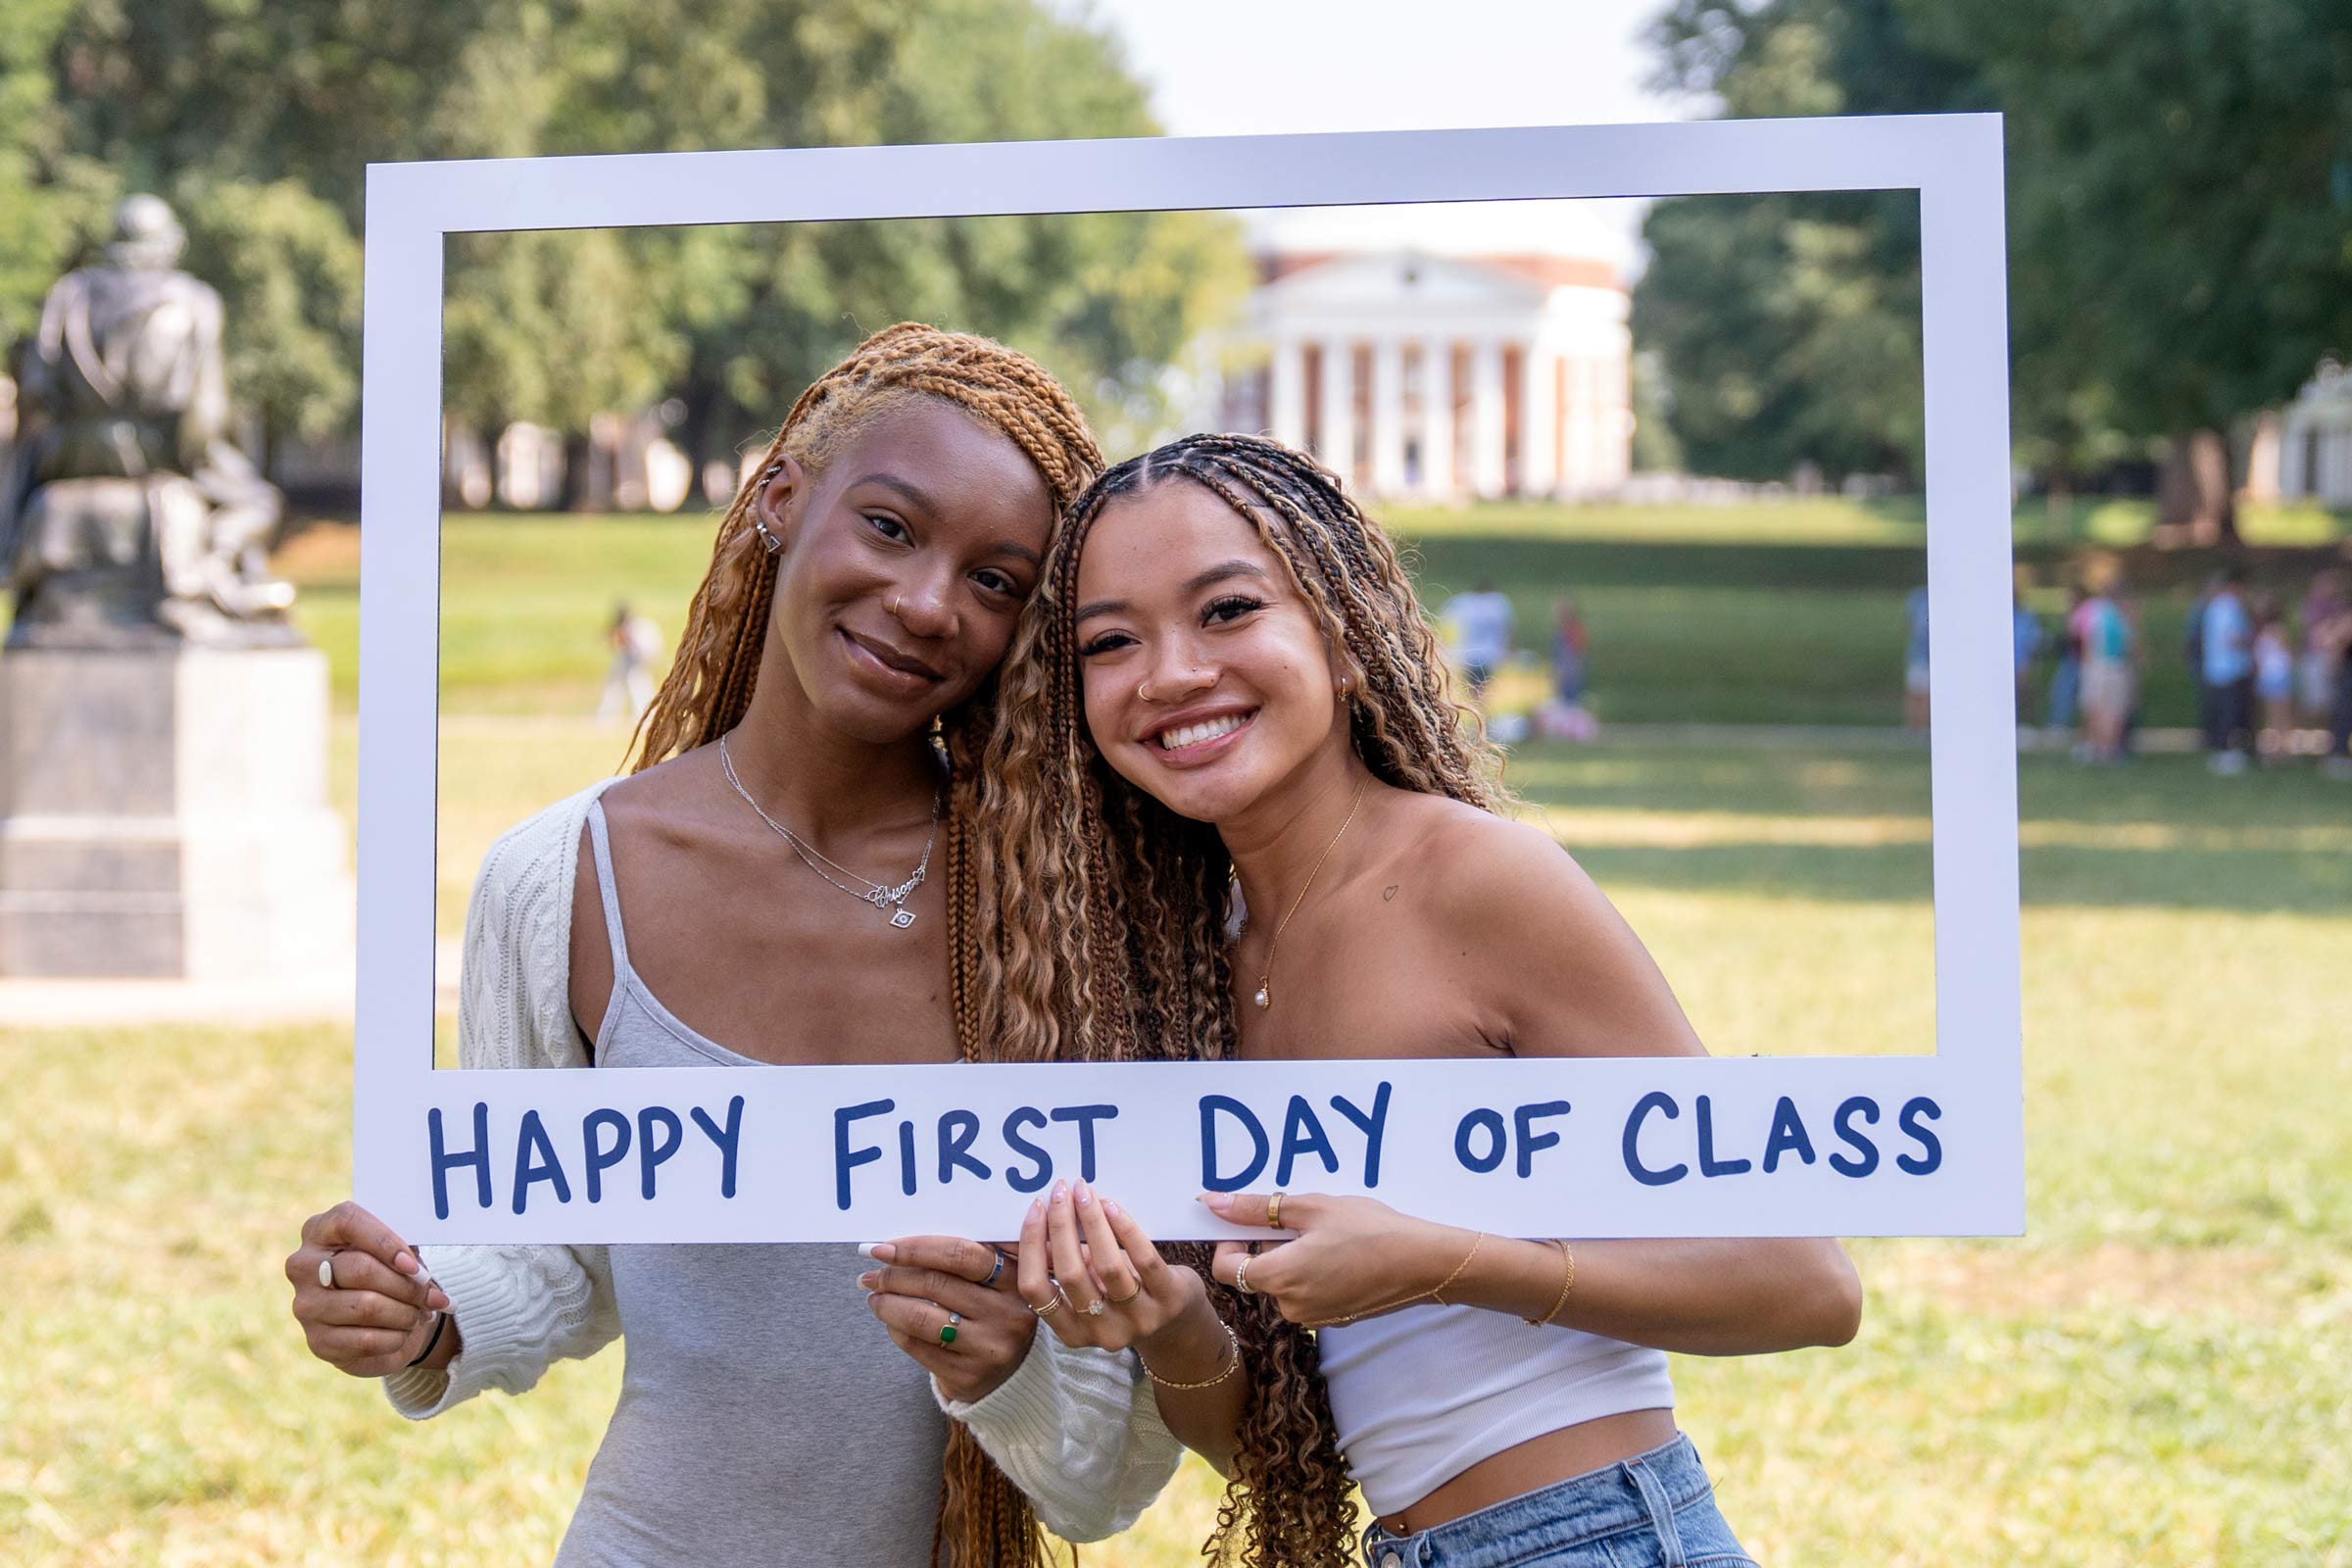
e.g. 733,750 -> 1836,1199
889,595 -> 904,618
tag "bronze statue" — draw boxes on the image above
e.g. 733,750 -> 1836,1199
3,194 -> 297,646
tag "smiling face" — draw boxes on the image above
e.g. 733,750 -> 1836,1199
759,396 -> 1054,744
1072,476 -> 1353,824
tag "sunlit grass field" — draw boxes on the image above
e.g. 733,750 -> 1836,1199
6,499 -> 2349,1564
6,733 -> 2347,1564
276,496 -> 2350,728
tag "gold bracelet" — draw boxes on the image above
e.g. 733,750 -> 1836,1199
1427,1230 -> 1486,1307
1525,1238 -> 1575,1326
1138,1322 -> 1241,1391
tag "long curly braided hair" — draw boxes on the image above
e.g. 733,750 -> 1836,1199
626,322 -> 1102,1568
963,432 -> 1507,1566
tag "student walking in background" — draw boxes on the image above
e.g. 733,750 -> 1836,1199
1902,583 -> 1932,728
1441,578 -> 1515,706
2012,586 -> 2042,733
596,601 -> 663,722
2253,599 -> 2295,761
2077,573 -> 2134,764
2300,569 -> 2347,725
1541,596 -> 1597,740
2047,585 -> 2086,744
2199,565 -> 2254,775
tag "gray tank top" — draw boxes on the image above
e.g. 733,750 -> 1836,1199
556,801 -> 948,1567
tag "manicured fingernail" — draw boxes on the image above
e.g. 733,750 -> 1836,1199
858,1271 -> 879,1291
395,1250 -> 418,1274
1052,1180 -> 1068,1203
858,1242 -> 896,1262
1103,1200 -> 1123,1218
1075,1182 -> 1094,1207
1028,1199 -> 1044,1221
427,1288 -> 451,1311
1200,1193 -> 1233,1213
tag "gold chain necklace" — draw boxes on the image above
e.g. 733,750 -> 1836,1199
1250,777 -> 1370,1010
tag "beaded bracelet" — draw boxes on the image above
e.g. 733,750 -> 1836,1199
1524,1239 -> 1576,1326
1138,1322 -> 1241,1390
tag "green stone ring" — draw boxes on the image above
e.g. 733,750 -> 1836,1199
938,1312 -> 961,1348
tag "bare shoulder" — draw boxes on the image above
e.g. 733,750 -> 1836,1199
1390,795 -> 1595,927
1385,792 -> 1702,1058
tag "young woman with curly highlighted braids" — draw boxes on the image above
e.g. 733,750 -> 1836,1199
285,324 -> 1189,1567
940,432 -> 1863,1567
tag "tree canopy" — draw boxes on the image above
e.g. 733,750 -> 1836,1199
6,0 -> 1249,496
1636,0 -> 2352,532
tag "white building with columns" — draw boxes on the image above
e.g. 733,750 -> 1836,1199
1187,250 -> 1634,501
2275,360 -> 2352,506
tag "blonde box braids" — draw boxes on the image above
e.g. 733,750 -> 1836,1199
623,321 -> 1102,1568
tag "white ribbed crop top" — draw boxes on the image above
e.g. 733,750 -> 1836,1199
1317,1301 -> 1675,1517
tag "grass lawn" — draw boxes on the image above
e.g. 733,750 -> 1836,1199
8,735 -> 2349,1565
274,496 -> 2351,728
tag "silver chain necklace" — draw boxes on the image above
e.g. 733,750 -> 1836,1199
716,732 -> 939,929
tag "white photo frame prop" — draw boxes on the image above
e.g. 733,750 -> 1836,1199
358,116 -> 2021,1245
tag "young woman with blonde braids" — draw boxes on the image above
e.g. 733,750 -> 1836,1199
282,324 -> 1188,1566
923,432 -> 1863,1567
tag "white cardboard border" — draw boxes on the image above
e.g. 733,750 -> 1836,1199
357,117 -> 2022,1243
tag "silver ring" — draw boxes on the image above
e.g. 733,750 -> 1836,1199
1234,1254 -> 1254,1297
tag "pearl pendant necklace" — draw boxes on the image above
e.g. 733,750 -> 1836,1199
1250,778 -> 1369,1011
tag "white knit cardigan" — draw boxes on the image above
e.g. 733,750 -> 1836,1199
381,778 -> 1183,1541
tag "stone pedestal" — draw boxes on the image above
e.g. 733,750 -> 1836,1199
0,645 -> 352,979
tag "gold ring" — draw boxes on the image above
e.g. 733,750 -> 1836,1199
1234,1254 -> 1254,1296
1266,1192 -> 1285,1229
1104,1283 -> 1142,1306
1030,1294 -> 1063,1317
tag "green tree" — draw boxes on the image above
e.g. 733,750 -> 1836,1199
1641,0 -> 2352,539
16,0 -> 1248,505
1903,0 -> 2352,542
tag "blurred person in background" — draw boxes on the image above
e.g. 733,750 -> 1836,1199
2300,568 -> 2346,725
1540,595 -> 1597,741
2199,564 -> 2254,775
1902,582 -> 1932,728
1442,577 -> 1515,708
2252,596 -> 2295,761
596,601 -> 663,722
2077,568 -> 2134,763
2012,582 -> 2042,733
2047,584 -> 2086,745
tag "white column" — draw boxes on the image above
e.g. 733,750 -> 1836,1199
1317,337 -> 1354,478
1370,338 -> 1405,497
1420,338 -> 1454,501
1560,355 -> 1592,495
1470,340 -> 1507,499
1520,344 -> 1557,499
1270,338 -> 1307,451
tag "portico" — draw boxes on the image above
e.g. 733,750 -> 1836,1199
1200,251 -> 1634,501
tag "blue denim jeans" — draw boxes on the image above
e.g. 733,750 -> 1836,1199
1359,1434 -> 1756,1568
